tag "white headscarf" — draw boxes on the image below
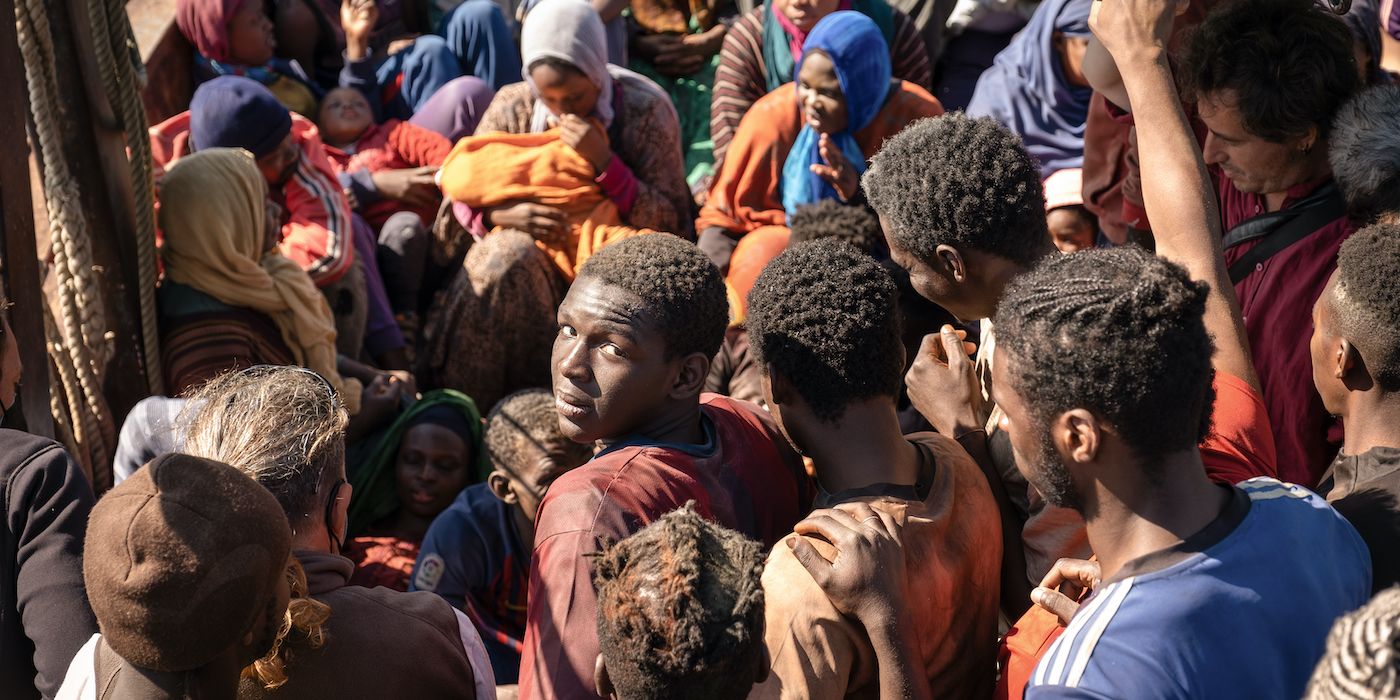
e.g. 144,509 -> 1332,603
520,0 -> 674,133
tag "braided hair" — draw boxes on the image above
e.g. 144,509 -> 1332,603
994,247 -> 1216,468
575,235 -> 728,361
1332,223 -> 1400,392
862,114 -> 1052,269
1306,586 -> 1400,699
746,239 -> 903,423
592,502 -> 767,700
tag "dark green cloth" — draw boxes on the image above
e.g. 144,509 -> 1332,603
346,389 -> 487,536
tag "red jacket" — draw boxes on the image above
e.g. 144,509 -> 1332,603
151,112 -> 356,287
324,120 -> 451,230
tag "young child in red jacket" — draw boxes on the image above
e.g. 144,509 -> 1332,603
319,87 -> 452,231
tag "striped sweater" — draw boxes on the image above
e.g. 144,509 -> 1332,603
709,5 -> 932,169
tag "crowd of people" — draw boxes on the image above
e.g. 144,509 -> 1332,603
2,0 -> 1400,697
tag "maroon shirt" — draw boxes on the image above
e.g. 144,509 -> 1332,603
518,395 -> 813,699
1217,174 -> 1350,487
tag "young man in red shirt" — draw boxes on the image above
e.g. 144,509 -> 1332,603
519,234 -> 812,699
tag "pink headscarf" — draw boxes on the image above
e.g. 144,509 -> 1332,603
771,0 -> 853,61
176,0 -> 247,63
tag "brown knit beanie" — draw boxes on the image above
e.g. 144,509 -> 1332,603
84,453 -> 293,673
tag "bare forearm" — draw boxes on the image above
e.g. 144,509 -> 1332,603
1118,50 -> 1258,388
865,614 -> 932,700
957,430 -> 1032,618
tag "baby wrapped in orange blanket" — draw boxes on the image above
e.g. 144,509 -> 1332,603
439,129 -> 656,280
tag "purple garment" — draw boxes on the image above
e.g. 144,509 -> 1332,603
352,214 -> 407,357
408,76 -> 496,142
965,0 -> 1094,178
1390,0 -> 1400,41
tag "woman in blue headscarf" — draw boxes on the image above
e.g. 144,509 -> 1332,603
967,0 -> 1095,179
697,11 -> 942,301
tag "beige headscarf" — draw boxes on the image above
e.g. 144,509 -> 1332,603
159,148 -> 360,411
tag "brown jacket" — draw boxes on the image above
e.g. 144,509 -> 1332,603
751,433 -> 1002,700
240,551 -> 476,699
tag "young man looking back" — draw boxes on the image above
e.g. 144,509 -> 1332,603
519,234 -> 812,700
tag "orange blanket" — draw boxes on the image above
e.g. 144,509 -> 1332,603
439,129 -> 654,280
696,80 -> 944,236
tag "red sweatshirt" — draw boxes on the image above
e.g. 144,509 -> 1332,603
324,120 -> 452,231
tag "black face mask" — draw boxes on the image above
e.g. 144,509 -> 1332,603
323,479 -> 347,554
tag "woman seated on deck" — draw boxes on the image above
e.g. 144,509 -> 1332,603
419,0 -> 687,412
156,148 -> 411,438
708,0 -> 932,172
696,11 -> 942,300
344,390 -> 486,592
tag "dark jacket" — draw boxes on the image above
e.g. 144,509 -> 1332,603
0,429 -> 97,699
238,550 -> 475,698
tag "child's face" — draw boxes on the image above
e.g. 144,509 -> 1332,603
497,437 -> 589,523
318,88 -> 374,148
226,0 -> 276,67
394,424 -> 472,520
1047,207 -> 1096,254
552,277 -> 683,444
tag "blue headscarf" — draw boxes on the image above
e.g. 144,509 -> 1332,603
779,12 -> 892,218
966,0 -> 1094,178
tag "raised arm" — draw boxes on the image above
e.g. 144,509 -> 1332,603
1091,0 -> 1259,391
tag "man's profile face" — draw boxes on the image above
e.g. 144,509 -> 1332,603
1198,91 -> 1315,196
552,277 -> 680,444
991,346 -> 1083,512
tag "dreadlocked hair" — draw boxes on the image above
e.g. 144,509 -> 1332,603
862,114 -> 1052,269
993,247 -> 1216,466
485,389 -> 593,477
1333,223 -> 1400,391
575,234 -> 729,361
746,239 -> 903,422
242,558 -> 330,689
788,199 -> 886,256
1305,586 -> 1400,699
592,502 -> 766,700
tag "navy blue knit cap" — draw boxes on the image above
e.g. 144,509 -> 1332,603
189,76 -> 293,158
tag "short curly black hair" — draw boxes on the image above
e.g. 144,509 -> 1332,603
593,502 -> 766,700
485,389 -> 593,478
576,234 -> 728,360
1333,223 -> 1400,392
862,113 -> 1051,269
746,240 -> 902,423
994,247 -> 1216,467
788,199 -> 885,256
1330,84 -> 1400,225
1179,0 -> 1358,143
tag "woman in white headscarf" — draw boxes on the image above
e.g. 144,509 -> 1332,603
474,0 -> 689,237
418,0 -> 690,412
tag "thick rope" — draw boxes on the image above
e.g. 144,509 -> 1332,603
16,0 -> 118,479
87,0 -> 163,397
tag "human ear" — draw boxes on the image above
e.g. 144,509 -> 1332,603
594,655 -> 616,698
669,352 -> 711,399
763,364 -> 797,408
934,244 -> 967,283
1055,409 -> 1101,464
1335,338 -> 1357,379
487,471 -> 518,505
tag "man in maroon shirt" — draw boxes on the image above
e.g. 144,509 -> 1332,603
519,234 -> 812,699
1175,0 -> 1360,485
